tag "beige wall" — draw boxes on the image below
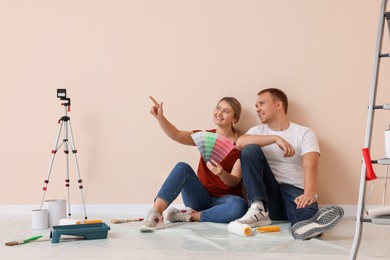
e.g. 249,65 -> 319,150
1,0 -> 389,207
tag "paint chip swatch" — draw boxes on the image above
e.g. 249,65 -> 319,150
191,132 -> 235,163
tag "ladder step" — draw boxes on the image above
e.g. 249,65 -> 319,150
373,158 -> 390,165
374,104 -> 390,109
379,53 -> 390,57
361,217 -> 372,223
361,216 -> 390,224
372,216 -> 390,225
386,12 -> 390,20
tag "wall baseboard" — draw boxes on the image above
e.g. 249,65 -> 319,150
0,204 -> 183,216
0,204 -> 361,217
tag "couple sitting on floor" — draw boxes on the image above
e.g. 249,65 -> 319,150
141,88 -> 344,240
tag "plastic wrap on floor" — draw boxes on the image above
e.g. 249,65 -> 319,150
1,216 -> 390,259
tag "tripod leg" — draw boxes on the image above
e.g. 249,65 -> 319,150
39,120 -> 65,210
68,120 -> 88,220
64,120 -> 72,217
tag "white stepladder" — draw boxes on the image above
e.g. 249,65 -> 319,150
39,89 -> 88,221
350,1 -> 390,259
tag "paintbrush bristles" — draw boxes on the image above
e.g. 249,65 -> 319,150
5,240 -> 22,246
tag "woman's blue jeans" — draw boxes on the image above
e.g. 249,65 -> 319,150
240,144 -> 318,225
156,162 -> 247,223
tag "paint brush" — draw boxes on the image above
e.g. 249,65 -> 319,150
111,218 -> 144,224
5,235 -> 43,246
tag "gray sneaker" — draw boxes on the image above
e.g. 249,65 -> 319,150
140,208 -> 165,232
165,207 -> 193,222
235,206 -> 272,227
291,205 -> 344,240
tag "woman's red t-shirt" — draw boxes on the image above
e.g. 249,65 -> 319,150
194,129 -> 243,197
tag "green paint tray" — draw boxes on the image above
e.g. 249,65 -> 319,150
50,222 -> 110,243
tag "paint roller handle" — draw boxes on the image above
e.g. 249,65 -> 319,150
256,226 -> 281,232
84,219 -> 103,224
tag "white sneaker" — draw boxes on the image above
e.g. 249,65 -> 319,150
235,206 -> 272,227
291,205 -> 344,240
140,208 -> 165,232
165,207 -> 193,222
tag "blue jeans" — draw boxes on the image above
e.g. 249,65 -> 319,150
240,144 -> 318,225
156,162 -> 247,223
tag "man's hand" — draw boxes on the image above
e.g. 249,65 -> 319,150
275,136 -> 295,157
294,194 -> 317,209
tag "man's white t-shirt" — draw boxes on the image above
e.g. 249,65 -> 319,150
246,122 -> 320,189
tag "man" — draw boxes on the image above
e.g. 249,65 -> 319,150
233,88 -> 343,240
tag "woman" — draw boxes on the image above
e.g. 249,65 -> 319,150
140,96 -> 247,232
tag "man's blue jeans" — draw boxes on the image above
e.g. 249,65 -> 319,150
156,162 -> 247,223
240,144 -> 318,225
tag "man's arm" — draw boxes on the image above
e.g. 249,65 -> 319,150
294,152 -> 320,208
235,134 -> 276,149
236,134 -> 295,157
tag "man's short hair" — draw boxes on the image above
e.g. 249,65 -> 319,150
258,88 -> 288,114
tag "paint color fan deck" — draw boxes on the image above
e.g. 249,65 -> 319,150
191,132 -> 235,163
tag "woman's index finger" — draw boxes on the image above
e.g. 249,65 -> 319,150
149,96 -> 159,105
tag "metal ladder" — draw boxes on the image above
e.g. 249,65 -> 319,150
350,0 -> 390,259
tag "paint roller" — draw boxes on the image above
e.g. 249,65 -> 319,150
227,222 -> 281,237
227,222 -> 252,236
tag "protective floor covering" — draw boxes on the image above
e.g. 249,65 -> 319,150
1,215 -> 390,259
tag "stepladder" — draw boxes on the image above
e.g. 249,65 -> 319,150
350,0 -> 390,259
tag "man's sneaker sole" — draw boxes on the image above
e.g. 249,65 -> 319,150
291,205 -> 344,240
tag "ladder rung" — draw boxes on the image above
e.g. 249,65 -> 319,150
372,216 -> 390,225
361,216 -> 390,224
372,158 -> 390,165
375,176 -> 390,180
380,53 -> 390,57
374,104 -> 390,110
386,12 -> 390,20
361,217 -> 373,223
